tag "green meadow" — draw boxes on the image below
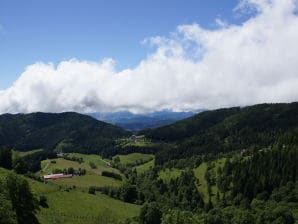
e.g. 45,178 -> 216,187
158,168 -> 183,182
1,158 -> 140,224
112,153 -> 154,165
13,149 -> 43,157
135,159 -> 155,174
37,190 -> 140,224
193,158 -> 226,203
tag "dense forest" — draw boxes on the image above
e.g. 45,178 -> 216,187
143,103 -> 298,163
0,112 -> 130,153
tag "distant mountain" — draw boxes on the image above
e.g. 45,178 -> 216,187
88,110 -> 198,130
0,112 -> 130,153
143,102 -> 298,163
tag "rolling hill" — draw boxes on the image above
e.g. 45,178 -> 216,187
144,102 -> 298,162
0,112 -> 130,153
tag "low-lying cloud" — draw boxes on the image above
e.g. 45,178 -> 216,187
1,0 -> 298,114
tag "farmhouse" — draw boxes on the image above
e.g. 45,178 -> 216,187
43,173 -> 73,180
130,135 -> 137,143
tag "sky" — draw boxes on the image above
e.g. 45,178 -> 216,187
0,0 -> 298,114
0,0 -> 240,89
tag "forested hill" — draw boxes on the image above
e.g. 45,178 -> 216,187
144,102 -> 298,161
0,112 -> 130,153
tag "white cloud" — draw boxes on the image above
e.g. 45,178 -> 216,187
1,0 -> 298,114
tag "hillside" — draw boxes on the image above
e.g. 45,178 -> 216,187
0,167 -> 140,224
144,102 -> 298,162
0,112 -> 130,153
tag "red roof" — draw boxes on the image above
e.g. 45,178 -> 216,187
43,173 -> 72,179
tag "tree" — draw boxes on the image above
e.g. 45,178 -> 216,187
0,183 -> 17,224
38,196 -> 48,208
0,147 -> 12,169
119,183 -> 138,203
12,156 -> 28,174
6,173 -> 39,224
139,202 -> 162,224
67,167 -> 74,175
162,210 -> 200,224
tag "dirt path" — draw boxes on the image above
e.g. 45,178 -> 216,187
99,158 -> 111,166
43,162 -> 50,172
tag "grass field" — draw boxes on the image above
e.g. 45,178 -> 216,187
55,174 -> 121,190
37,190 -> 140,224
40,154 -> 120,175
135,159 -> 155,173
193,158 -> 226,203
36,153 -> 140,223
112,153 -> 154,166
38,153 -> 123,190
117,135 -> 154,148
1,166 -> 140,224
13,149 -> 43,157
159,168 -> 183,182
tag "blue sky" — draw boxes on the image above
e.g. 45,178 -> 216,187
0,0 -> 241,89
1,0 -> 297,114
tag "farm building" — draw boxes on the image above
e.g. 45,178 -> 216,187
43,173 -> 73,180
130,135 -> 137,143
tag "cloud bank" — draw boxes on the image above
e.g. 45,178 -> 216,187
1,0 -> 298,114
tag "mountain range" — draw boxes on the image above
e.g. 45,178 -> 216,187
88,110 -> 197,131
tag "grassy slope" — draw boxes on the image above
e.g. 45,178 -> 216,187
113,153 -> 154,165
157,163 -> 227,203
1,166 -> 140,224
117,135 -> 155,148
158,168 -> 183,182
193,162 -> 208,200
36,153 -> 140,223
193,158 -> 226,204
38,153 -> 123,190
135,159 -> 155,174
55,174 -> 121,189
37,191 -> 139,224
13,149 -> 43,157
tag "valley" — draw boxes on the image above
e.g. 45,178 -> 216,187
0,102 -> 297,224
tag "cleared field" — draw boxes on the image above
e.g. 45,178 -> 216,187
159,168 -> 183,182
0,167 -> 140,224
37,190 -> 140,224
135,159 -> 155,173
124,141 -> 154,147
113,153 -> 154,166
67,153 -> 109,168
13,149 -> 43,157
38,153 -> 124,190
40,153 -> 120,175
193,162 -> 208,200
117,135 -> 155,147
193,158 -> 226,203
55,174 -> 121,190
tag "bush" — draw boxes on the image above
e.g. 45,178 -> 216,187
102,171 -> 122,180
39,196 -> 48,208
139,202 -> 162,224
89,162 -> 97,169
88,187 -> 96,195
